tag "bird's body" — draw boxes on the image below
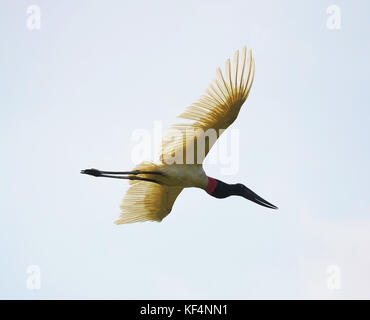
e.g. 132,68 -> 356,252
81,46 -> 278,224
158,164 -> 208,189
134,162 -> 208,189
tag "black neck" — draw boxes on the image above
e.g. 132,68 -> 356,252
209,179 -> 242,199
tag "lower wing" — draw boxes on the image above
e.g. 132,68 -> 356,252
115,182 -> 183,224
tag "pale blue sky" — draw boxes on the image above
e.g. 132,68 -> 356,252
1,0 -> 370,299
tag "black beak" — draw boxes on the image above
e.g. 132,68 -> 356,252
243,186 -> 278,210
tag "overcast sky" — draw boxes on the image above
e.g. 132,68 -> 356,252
1,0 -> 370,299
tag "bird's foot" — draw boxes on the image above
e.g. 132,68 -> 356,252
80,168 -> 102,177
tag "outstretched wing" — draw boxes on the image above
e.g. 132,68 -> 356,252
115,182 -> 183,224
160,46 -> 255,165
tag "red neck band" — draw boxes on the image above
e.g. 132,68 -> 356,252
205,177 -> 218,194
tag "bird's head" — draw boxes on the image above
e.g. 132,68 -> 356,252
205,177 -> 278,210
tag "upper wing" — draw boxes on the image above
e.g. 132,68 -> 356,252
160,46 -> 255,165
114,182 -> 183,224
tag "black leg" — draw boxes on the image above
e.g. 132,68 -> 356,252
97,174 -> 160,184
80,169 -> 161,184
80,168 -> 162,176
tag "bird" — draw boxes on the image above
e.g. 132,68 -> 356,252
81,46 -> 277,225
